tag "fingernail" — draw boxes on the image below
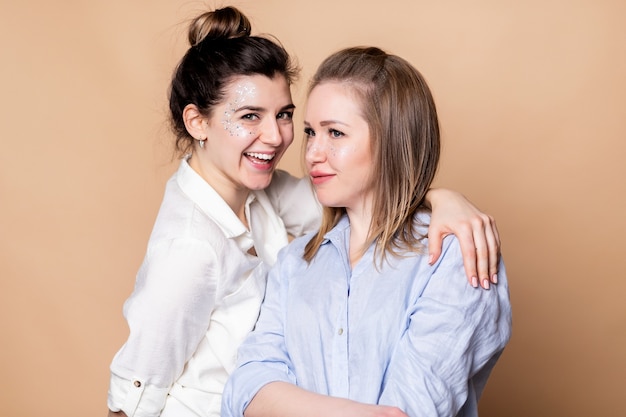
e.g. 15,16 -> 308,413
482,279 -> 490,290
428,254 -> 434,265
471,277 -> 479,288
492,274 -> 498,284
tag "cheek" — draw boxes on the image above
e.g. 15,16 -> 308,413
328,142 -> 357,163
279,124 -> 294,147
221,112 -> 257,138
220,107 -> 238,136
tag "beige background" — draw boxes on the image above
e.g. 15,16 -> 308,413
1,0 -> 624,416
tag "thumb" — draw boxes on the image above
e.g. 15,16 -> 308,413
427,227 -> 444,265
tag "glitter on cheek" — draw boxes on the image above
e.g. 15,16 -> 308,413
221,113 -> 248,137
221,82 -> 258,137
221,108 -> 237,136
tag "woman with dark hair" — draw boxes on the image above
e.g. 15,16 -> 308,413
107,7 -> 502,417
222,46 -> 512,417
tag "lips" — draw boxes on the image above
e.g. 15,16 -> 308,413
309,171 -> 334,185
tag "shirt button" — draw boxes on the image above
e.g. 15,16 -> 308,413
338,328 -> 344,335
133,380 -> 142,388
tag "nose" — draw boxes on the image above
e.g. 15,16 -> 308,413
305,136 -> 327,165
259,118 -> 282,147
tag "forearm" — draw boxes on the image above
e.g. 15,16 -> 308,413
422,187 -> 439,209
424,187 -> 471,210
245,382 -> 407,417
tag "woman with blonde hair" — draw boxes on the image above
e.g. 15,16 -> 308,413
222,46 -> 512,417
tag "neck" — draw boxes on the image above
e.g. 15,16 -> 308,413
188,154 -> 250,227
346,201 -> 373,268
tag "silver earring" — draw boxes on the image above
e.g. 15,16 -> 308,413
198,138 -> 205,149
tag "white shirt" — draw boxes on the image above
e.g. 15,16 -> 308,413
108,157 -> 320,417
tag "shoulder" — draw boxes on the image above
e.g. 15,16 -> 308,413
266,169 -> 302,190
264,171 -> 321,236
265,170 -> 316,204
426,233 -> 510,312
282,231 -> 316,256
273,231 -> 317,266
430,234 -> 463,268
265,170 -> 300,198
151,194 -> 223,243
148,168 -> 228,242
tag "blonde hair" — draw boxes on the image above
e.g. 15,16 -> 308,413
303,47 -> 440,265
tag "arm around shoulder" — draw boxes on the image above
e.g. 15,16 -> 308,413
425,188 -> 501,288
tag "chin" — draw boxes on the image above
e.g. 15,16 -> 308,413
313,191 -> 333,206
245,175 -> 274,191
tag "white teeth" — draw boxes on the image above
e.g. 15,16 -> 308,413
245,152 -> 274,160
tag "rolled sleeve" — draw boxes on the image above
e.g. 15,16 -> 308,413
108,237 -> 219,415
222,362 -> 295,417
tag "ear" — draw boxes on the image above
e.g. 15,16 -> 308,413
183,104 -> 207,139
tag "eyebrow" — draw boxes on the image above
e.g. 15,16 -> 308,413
303,120 -> 349,127
235,103 -> 296,113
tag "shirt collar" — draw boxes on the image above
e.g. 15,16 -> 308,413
322,214 -> 351,246
175,156 -> 255,240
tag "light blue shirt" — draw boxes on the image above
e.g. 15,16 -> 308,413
222,214 -> 512,417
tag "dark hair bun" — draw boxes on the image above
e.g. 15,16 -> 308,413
188,6 -> 251,46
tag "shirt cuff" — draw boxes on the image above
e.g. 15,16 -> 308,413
108,373 -> 170,417
222,363 -> 294,417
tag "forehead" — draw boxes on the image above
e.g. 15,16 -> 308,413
305,82 -> 365,120
221,74 -> 292,104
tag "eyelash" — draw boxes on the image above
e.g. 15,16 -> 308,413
304,128 -> 345,138
277,111 -> 294,120
242,113 -> 259,121
329,129 -> 344,138
241,112 -> 294,122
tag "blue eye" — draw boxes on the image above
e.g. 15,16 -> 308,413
304,127 -> 315,137
329,129 -> 344,138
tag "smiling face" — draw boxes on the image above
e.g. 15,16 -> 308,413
196,74 -> 295,197
304,82 -> 374,214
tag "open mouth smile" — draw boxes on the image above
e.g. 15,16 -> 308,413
244,152 -> 275,165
